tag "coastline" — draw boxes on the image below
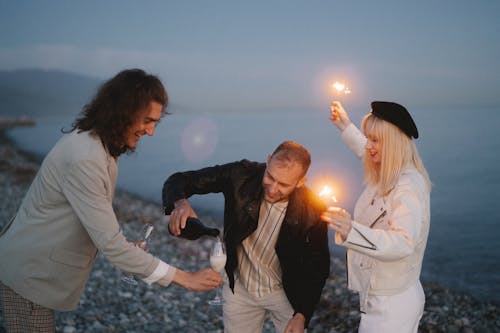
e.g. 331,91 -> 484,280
0,129 -> 499,333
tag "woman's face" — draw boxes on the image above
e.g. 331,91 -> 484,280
365,133 -> 382,164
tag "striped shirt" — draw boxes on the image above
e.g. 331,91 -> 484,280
237,199 -> 288,297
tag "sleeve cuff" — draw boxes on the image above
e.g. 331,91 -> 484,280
340,123 -> 366,159
344,221 -> 377,250
142,260 -> 176,286
334,231 -> 347,245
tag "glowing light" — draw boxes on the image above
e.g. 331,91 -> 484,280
332,82 -> 345,93
319,185 -> 332,197
331,81 -> 352,96
319,185 -> 337,203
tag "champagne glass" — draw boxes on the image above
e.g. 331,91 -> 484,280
121,223 -> 154,285
208,237 -> 226,305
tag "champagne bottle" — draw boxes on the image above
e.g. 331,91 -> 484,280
173,217 -> 220,240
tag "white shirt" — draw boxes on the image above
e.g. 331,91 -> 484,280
237,200 -> 288,297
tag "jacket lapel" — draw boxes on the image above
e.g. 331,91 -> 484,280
237,166 -> 264,242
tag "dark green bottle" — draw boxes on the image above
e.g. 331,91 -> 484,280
176,217 -> 220,240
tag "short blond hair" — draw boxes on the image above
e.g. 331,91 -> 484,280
361,114 -> 431,195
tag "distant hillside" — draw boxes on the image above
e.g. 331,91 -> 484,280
0,69 -> 101,117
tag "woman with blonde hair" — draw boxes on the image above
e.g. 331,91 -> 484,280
322,101 -> 431,333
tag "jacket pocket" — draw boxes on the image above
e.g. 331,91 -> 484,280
49,247 -> 92,269
370,262 -> 418,295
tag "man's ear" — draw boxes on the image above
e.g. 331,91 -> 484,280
296,176 -> 307,188
266,155 -> 272,165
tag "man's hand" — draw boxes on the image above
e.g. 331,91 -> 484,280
132,240 -> 148,251
172,268 -> 222,291
283,312 -> 305,333
168,199 -> 198,236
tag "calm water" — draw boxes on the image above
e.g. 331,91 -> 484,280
6,106 -> 500,302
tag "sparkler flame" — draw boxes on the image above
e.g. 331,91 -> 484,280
319,185 -> 337,203
332,82 -> 345,93
332,81 -> 351,96
319,185 -> 332,197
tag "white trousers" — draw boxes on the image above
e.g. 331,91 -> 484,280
223,279 -> 295,333
358,281 -> 425,333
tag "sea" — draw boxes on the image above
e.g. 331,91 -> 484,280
5,106 -> 500,303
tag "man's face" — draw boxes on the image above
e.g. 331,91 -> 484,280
262,156 -> 307,203
124,101 -> 163,149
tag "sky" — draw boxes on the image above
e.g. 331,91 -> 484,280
1,0 -> 499,113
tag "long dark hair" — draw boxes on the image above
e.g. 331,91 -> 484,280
65,69 -> 168,157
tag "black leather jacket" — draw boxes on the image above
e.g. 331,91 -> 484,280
163,160 -> 330,326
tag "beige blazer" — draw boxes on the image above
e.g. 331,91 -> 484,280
0,130 -> 171,311
336,124 -> 430,312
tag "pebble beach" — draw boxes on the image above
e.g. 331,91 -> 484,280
0,129 -> 499,333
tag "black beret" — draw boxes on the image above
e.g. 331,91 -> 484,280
370,101 -> 419,139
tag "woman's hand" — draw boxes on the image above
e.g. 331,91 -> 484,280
321,206 -> 352,242
329,101 -> 351,131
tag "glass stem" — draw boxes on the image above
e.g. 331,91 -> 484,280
215,286 -> 221,300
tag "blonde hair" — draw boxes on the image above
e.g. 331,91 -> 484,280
361,114 -> 431,195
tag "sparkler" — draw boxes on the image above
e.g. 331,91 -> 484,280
332,81 -> 351,96
319,185 -> 337,205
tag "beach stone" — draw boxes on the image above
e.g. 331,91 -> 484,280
118,291 -> 133,298
461,317 -> 471,326
91,321 -> 107,332
62,326 -> 77,333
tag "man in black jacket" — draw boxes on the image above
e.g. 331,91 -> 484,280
163,141 -> 330,333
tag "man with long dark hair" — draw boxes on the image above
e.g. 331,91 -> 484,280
0,69 -> 221,332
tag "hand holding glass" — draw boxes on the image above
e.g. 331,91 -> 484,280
208,237 -> 226,305
121,223 -> 154,285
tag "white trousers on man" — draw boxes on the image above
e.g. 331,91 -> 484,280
223,278 -> 296,333
358,281 -> 425,333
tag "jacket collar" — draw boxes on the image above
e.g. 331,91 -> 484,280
241,165 -> 264,221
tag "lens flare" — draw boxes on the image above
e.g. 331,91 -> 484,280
181,117 -> 218,163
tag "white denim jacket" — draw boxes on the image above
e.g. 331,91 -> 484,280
336,124 -> 430,312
